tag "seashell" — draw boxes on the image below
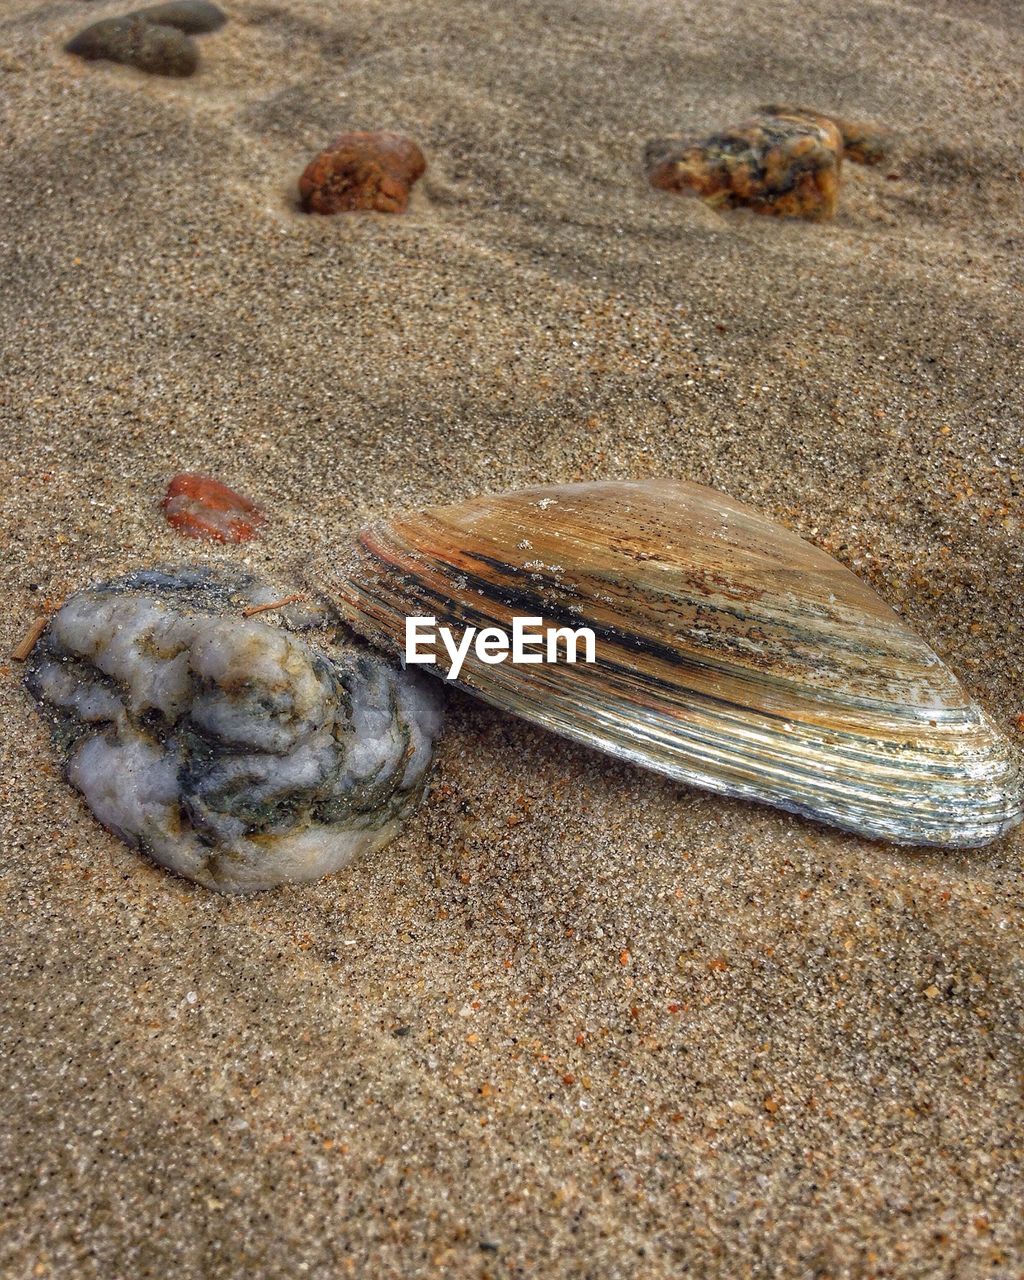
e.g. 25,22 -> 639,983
26,567 -> 443,892
320,480 -> 1022,848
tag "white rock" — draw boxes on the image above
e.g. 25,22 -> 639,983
28,567 -> 443,893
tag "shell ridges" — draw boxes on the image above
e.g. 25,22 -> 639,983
321,480 -> 1022,848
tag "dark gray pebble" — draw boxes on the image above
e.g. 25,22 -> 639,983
129,2 -> 227,35
65,16 -> 199,76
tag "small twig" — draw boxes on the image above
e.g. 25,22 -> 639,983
241,593 -> 304,618
11,615 -> 50,661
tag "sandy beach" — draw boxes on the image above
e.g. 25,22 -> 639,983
1,0 -> 1022,1275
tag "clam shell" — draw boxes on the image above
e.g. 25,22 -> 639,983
321,480 -> 1022,847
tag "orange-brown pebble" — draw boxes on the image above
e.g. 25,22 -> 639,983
645,109 -> 844,219
298,132 -> 426,215
161,472 -> 265,543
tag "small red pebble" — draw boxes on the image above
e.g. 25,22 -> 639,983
162,473 -> 265,543
299,131 -> 426,215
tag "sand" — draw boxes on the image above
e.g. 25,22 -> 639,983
1,0 -> 1022,1275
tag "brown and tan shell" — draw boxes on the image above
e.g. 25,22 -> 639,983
320,480 -> 1022,848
